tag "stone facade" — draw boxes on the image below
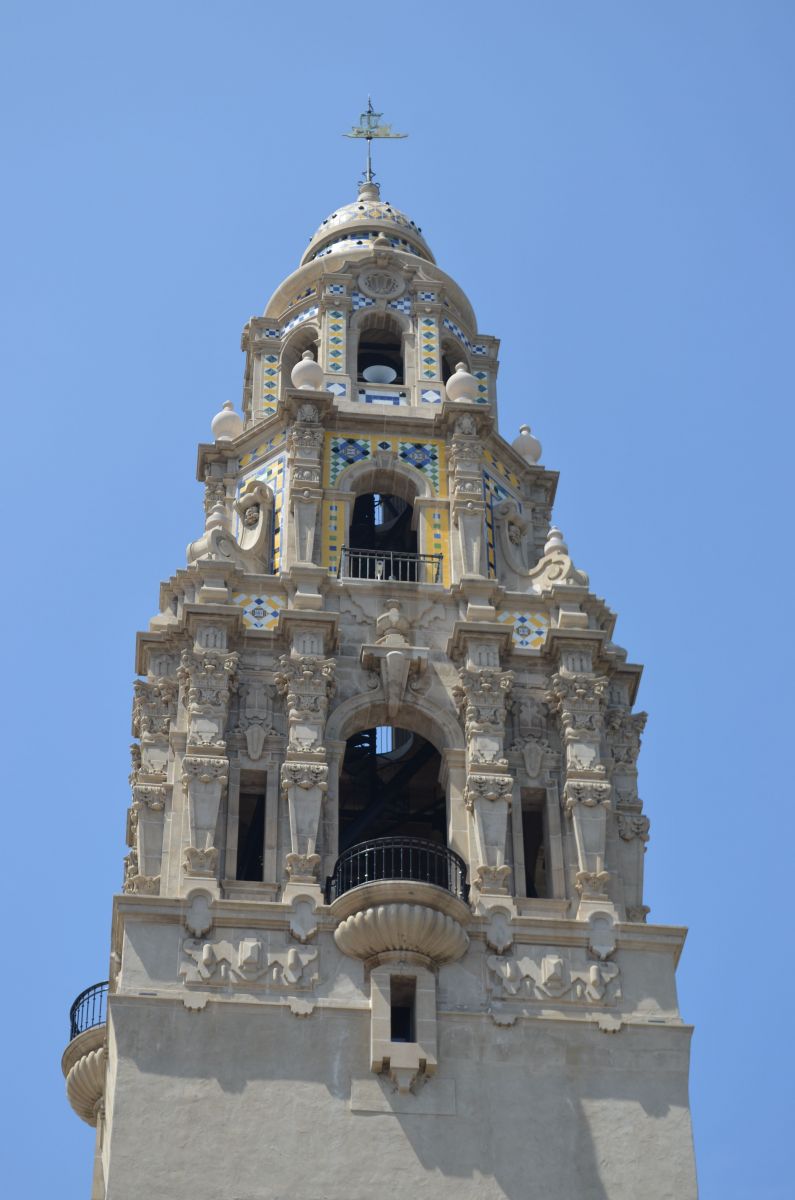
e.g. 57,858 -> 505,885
62,180 -> 698,1199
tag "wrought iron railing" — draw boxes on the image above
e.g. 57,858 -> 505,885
69,981 -> 109,1042
338,546 -> 442,584
326,836 -> 469,904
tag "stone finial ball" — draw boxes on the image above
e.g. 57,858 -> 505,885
512,423 -> 542,464
446,362 -> 479,403
210,401 -> 244,443
291,350 -> 324,391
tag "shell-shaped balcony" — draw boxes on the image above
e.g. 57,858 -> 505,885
327,837 -> 471,965
62,981 -> 108,1126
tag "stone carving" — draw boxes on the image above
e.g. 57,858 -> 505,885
454,667 -> 513,766
334,903 -> 469,964
179,648 -> 238,750
626,905 -> 650,923
289,897 -> 318,944
203,468 -> 227,517
236,677 -> 276,759
617,813 -> 650,842
525,539 -> 589,592
130,783 -> 167,881
361,599 -> 428,720
185,890 -> 214,937
511,693 -> 555,779
484,908 -> 514,954
465,772 -> 514,895
296,402 -> 319,423
180,936 -> 318,989
275,654 -> 335,752
132,677 -> 177,775
487,950 -> 621,1006
181,755 -> 228,878
358,270 -> 403,298
606,710 -> 648,768
494,500 -> 532,575
64,1039 -> 107,1127
281,761 -> 329,882
187,480 -> 274,572
289,426 -> 324,454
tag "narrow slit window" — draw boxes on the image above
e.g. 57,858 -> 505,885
390,976 -> 416,1043
236,790 -> 265,881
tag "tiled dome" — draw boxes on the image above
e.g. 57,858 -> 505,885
300,181 -> 434,266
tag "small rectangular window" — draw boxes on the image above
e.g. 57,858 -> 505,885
390,976 -> 416,1043
236,790 -> 265,881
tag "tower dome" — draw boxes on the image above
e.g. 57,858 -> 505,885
300,180 -> 435,265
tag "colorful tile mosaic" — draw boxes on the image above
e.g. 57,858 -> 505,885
238,432 -> 286,471
326,283 -> 346,295
482,448 -> 521,491
233,593 -> 284,631
259,353 -> 279,417
388,296 -> 412,315
282,305 -> 319,337
313,233 -> 422,260
420,315 -> 439,379
288,287 -> 316,308
328,436 -> 371,485
324,433 -> 447,497
238,451 -> 286,572
473,344 -> 487,356
351,291 -> 376,311
326,309 -> 346,373
326,381 -> 347,397
399,441 -> 440,491
420,388 -> 442,404
474,368 -> 490,405
417,290 -> 436,301
322,499 -> 344,576
422,506 -> 450,586
356,388 -> 408,406
259,327 -> 281,339
497,609 -> 549,650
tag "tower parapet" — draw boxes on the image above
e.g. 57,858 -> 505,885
64,173 -> 697,1200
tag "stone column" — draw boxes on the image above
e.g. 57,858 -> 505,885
286,413 -> 324,568
449,417 -> 487,581
607,704 -> 650,920
547,641 -> 615,917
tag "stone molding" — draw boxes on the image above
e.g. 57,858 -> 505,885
335,902 -> 469,965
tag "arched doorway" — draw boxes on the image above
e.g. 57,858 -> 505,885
338,726 -> 445,851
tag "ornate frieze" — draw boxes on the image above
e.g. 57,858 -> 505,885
487,949 -> 621,1007
180,935 -> 318,989
235,676 -> 277,760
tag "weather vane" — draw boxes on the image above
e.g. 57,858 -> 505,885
344,98 -> 407,184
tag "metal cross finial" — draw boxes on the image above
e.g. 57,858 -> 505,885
343,98 -> 407,184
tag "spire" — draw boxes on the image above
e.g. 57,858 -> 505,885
343,97 -> 407,185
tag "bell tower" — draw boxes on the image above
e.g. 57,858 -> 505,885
62,148 -> 697,1199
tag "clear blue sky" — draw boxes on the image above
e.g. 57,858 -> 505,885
2,2 -> 792,1196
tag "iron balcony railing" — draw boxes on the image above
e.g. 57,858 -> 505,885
69,981 -> 109,1042
326,836 -> 469,904
338,546 -> 442,584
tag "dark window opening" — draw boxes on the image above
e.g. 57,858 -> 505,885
441,347 -> 461,384
236,789 -> 265,881
522,804 -> 547,898
339,727 -> 445,850
347,492 -> 418,580
390,976 -> 416,1042
357,329 -> 404,384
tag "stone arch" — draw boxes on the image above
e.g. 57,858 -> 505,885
334,454 -> 434,502
280,323 -> 320,390
325,691 -> 464,755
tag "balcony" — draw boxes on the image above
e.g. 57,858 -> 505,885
62,981 -> 108,1126
327,837 -> 471,966
338,546 -> 442,584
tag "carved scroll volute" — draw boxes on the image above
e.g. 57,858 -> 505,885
181,756 -> 229,879
465,773 -> 514,895
280,761 -> 329,881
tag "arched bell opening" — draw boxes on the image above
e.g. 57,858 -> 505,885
338,726 -> 445,851
348,493 -> 417,579
327,723 -> 467,903
352,311 -> 407,387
